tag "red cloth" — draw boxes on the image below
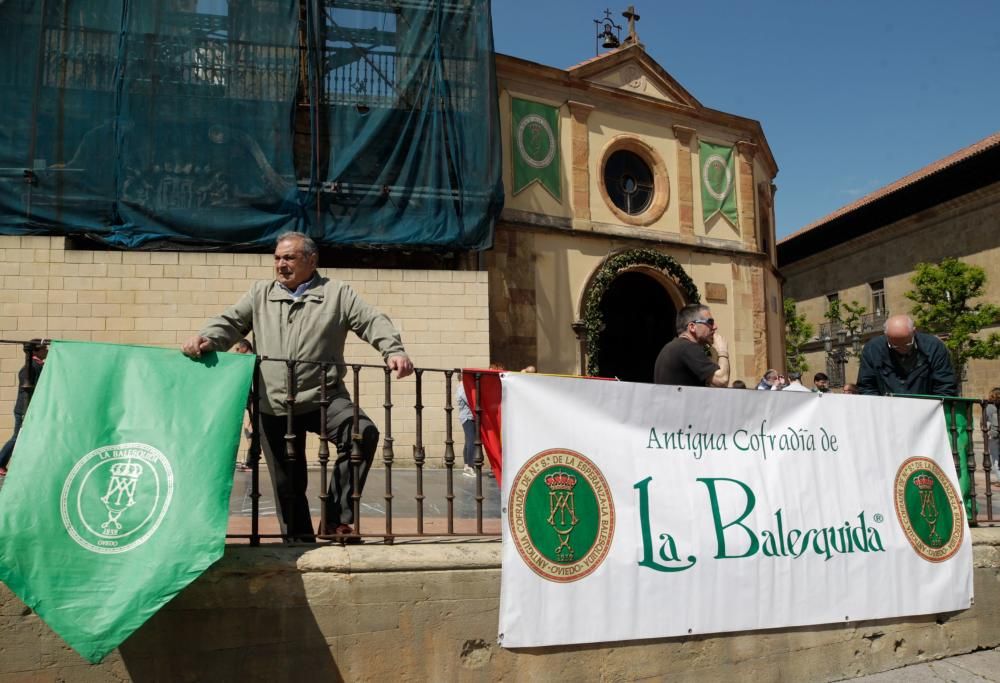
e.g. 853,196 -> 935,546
460,370 -> 616,483
461,369 -> 504,482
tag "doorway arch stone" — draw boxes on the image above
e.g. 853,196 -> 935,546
578,249 -> 700,378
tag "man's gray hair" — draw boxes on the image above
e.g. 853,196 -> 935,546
884,315 -> 916,334
675,303 -> 710,335
276,231 -> 318,257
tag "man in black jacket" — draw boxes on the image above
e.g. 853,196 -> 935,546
856,315 -> 956,397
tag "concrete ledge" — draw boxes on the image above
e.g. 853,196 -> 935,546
1,531 -> 999,682
219,541 -> 502,576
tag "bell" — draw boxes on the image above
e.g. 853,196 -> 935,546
601,26 -> 620,49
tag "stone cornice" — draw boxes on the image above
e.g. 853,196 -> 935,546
672,124 -> 697,146
566,100 -> 595,119
499,208 -> 772,262
736,140 -> 757,160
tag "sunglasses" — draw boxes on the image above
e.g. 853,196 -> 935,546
887,339 -> 915,350
691,318 -> 715,327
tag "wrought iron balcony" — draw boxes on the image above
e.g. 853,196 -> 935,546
817,311 -> 888,342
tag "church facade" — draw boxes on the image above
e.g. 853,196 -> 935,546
489,42 -> 783,383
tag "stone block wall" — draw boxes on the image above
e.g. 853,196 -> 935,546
2,531 -> 1000,681
0,236 -> 490,467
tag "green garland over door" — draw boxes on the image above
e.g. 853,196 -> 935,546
582,248 -> 700,377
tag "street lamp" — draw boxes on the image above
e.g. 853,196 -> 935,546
823,328 -> 860,387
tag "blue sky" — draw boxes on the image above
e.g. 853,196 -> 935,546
491,1 -> 1000,238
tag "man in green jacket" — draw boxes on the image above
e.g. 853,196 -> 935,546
182,232 -> 413,542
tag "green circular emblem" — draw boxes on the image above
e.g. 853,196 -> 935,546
508,449 -> 614,582
702,153 -> 732,201
893,457 -> 963,562
60,443 -> 174,555
516,114 -> 556,170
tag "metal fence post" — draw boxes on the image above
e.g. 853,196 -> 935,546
413,369 -> 426,535
317,363 -> 331,536
248,357 -> 262,547
444,370 -> 456,534
382,365 -> 395,543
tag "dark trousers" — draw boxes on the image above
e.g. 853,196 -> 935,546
462,419 -> 477,467
0,413 -> 23,469
259,397 -> 378,542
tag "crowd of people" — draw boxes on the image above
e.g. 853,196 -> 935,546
737,370 -> 836,393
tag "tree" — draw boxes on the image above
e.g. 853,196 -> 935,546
906,258 -> 1000,384
824,298 -> 868,338
784,298 -> 813,374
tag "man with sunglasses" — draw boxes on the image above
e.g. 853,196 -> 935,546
856,314 -> 956,396
654,304 -> 730,387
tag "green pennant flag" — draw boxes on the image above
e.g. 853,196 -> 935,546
699,141 -> 739,225
0,341 -> 253,663
512,97 -> 561,199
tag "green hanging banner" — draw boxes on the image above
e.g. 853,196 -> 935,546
0,341 -> 254,663
512,97 -> 561,200
699,141 -> 739,226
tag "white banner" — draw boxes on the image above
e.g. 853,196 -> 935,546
498,374 -> 973,648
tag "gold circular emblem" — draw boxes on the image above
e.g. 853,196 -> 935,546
893,457 -> 964,563
507,448 -> 615,583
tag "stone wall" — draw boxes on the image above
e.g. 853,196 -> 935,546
0,236 -> 490,467
485,226 -> 537,372
2,531 -> 1000,681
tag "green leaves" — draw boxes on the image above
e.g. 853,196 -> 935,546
824,298 -> 868,338
784,298 -> 813,374
906,258 -> 1000,382
582,249 -> 700,377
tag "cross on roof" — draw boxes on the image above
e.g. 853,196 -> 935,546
623,5 -> 640,45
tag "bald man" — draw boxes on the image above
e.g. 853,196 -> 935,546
856,314 -> 956,396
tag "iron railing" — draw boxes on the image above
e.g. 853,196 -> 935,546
817,312 -> 888,342
0,340 -> 501,545
234,356 -> 499,544
3,339 -> 999,537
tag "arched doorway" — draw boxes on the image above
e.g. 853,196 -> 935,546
596,271 -> 677,383
579,248 -> 700,379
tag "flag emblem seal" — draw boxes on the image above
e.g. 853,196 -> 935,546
702,153 -> 732,201
893,457 -> 963,562
516,114 -> 556,170
60,442 -> 174,555
508,448 -> 614,583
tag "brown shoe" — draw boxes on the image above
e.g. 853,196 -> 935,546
335,523 -> 362,545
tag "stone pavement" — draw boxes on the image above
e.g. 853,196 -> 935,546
845,647 -> 1000,682
224,463 -> 504,540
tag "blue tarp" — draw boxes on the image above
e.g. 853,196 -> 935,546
0,0 -> 501,250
